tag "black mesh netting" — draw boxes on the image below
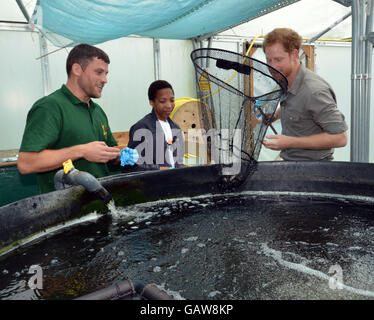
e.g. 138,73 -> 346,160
190,48 -> 288,187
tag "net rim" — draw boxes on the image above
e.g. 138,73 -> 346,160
190,47 -> 288,99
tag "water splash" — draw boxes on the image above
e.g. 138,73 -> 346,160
260,243 -> 374,298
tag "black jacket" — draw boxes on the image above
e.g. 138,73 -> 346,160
125,109 -> 185,171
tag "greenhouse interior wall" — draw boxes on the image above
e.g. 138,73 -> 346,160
0,28 -> 196,153
1,28 -> 373,163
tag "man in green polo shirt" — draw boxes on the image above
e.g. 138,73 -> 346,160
18,44 -> 120,193
261,28 -> 348,161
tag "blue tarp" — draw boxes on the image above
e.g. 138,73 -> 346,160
31,0 -> 298,46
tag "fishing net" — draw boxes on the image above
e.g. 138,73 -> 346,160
190,48 -> 288,188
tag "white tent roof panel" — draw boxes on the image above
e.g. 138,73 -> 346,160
220,0 -> 352,40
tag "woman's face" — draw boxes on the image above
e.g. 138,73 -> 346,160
150,87 -> 175,121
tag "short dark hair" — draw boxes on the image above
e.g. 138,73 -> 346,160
66,43 -> 110,76
148,80 -> 174,101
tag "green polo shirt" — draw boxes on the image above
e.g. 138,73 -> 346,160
19,85 -> 117,193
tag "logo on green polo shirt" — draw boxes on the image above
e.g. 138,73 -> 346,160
101,124 -> 107,138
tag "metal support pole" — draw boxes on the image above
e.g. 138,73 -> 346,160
38,33 -> 51,96
351,0 -> 371,162
351,0 -> 360,161
153,38 -> 160,80
16,1 -> 51,97
206,37 -> 213,68
364,0 -> 373,161
350,2 -> 357,161
15,0 -> 30,22
358,0 -> 365,161
192,38 -> 199,51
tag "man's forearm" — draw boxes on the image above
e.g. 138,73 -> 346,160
17,145 -> 85,174
288,131 -> 347,150
263,131 -> 347,151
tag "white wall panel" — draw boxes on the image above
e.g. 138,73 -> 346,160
0,30 -> 43,150
314,44 -> 352,162
159,39 -> 196,100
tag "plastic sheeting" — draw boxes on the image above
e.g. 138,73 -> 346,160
31,0 -> 299,46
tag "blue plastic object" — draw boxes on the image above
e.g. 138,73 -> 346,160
253,99 -> 263,120
119,147 -> 139,166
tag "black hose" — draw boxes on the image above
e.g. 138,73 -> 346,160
75,279 -> 137,300
54,168 -> 112,204
75,279 -> 174,300
140,284 -> 174,300
133,279 -> 147,294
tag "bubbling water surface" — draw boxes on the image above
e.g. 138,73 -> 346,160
1,191 -> 374,300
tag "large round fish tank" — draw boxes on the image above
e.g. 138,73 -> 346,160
1,161 -> 374,300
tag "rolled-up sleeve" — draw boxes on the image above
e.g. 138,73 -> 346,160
310,89 -> 348,134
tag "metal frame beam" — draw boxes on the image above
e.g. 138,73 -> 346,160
308,11 -> 352,43
350,0 -> 373,162
38,33 -> 51,96
333,0 -> 352,6
0,22 -> 32,31
15,0 -> 30,22
153,38 -> 160,80
8,2 -> 52,97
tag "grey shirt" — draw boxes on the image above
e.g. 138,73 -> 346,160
280,64 -> 348,161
